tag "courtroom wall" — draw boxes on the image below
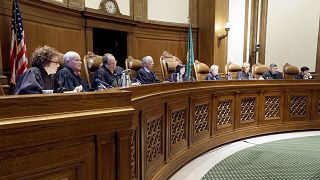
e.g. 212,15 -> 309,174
0,0 -> 198,84
265,0 -> 320,71
227,0 -> 246,65
85,0 -> 131,16
148,0 -> 189,24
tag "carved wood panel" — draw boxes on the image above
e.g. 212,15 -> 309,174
171,109 -> 186,145
167,99 -> 189,158
142,103 -> 165,179
130,129 -> 137,180
290,96 -> 308,118
217,100 -> 232,128
240,97 -> 256,123
317,96 -> 320,117
194,104 -> 209,133
265,96 -> 280,119
190,96 -> 212,143
146,117 -> 162,164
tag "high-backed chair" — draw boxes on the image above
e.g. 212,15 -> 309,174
225,62 -> 242,79
159,51 -> 182,80
0,82 -> 5,96
57,52 -> 64,71
125,56 -> 143,80
83,52 -> 103,87
252,63 -> 269,79
194,60 -> 209,81
283,63 -> 299,79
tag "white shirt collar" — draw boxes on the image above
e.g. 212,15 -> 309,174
144,67 -> 151,73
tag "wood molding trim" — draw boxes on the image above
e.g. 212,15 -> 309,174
133,0 -> 148,22
258,0 -> 268,64
248,0 -> 259,66
214,0 -> 229,69
189,0 -> 199,27
243,0 -> 250,62
316,18 -> 320,73
198,0 -> 215,67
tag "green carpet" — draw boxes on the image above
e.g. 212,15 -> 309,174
202,136 -> 320,180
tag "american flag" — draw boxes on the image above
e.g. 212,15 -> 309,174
10,0 -> 27,84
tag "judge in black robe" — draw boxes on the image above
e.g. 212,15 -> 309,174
137,56 -> 160,84
56,51 -> 89,92
91,53 -> 124,89
236,63 -> 254,80
169,64 -> 189,82
294,66 -> 313,79
262,63 -> 283,80
14,45 -> 62,95
205,65 -> 222,81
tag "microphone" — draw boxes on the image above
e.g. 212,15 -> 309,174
255,44 -> 260,53
121,69 -> 131,74
95,79 -> 112,89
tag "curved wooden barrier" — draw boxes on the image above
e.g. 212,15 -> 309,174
1,80 -> 320,179
124,80 -> 320,179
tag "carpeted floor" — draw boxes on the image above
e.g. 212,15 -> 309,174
202,135 -> 320,180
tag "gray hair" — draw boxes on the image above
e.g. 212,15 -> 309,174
142,56 -> 152,66
63,51 -> 80,63
270,63 -> 277,68
102,53 -> 115,65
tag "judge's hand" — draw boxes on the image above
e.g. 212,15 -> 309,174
73,85 -> 83,92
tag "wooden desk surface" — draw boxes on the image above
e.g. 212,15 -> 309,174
1,80 -> 320,179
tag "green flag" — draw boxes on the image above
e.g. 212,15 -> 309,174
186,20 -> 194,80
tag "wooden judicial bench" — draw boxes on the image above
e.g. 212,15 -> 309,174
1,80 -> 320,179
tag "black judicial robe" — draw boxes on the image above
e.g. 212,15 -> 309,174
205,73 -> 222,80
137,68 -> 160,84
92,65 -> 124,89
236,71 -> 254,80
56,66 -> 89,92
14,67 -> 61,94
169,73 -> 190,82
262,70 -> 284,80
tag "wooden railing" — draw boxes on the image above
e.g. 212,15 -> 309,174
1,80 -> 320,179
124,80 -> 320,179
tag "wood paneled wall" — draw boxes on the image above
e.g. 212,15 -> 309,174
0,0 -> 201,84
198,0 -> 229,72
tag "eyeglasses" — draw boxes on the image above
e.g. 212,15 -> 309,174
51,61 -> 59,64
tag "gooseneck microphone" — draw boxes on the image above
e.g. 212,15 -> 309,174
95,79 -> 112,89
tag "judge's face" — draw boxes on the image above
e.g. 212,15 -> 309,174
303,70 -> 309,75
211,67 -> 219,76
180,67 -> 186,75
270,66 -> 278,74
69,54 -> 82,72
146,58 -> 154,70
106,57 -> 117,72
243,65 -> 250,73
45,56 -> 60,75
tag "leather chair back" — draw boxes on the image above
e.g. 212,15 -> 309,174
194,60 -> 209,81
160,51 -> 182,80
57,52 -> 64,71
83,53 -> 103,87
225,62 -> 242,79
252,63 -> 269,79
125,56 -> 143,80
283,63 -> 299,79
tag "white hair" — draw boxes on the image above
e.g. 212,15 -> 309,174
242,62 -> 250,68
210,65 -> 219,73
142,56 -> 152,66
63,51 -> 80,63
